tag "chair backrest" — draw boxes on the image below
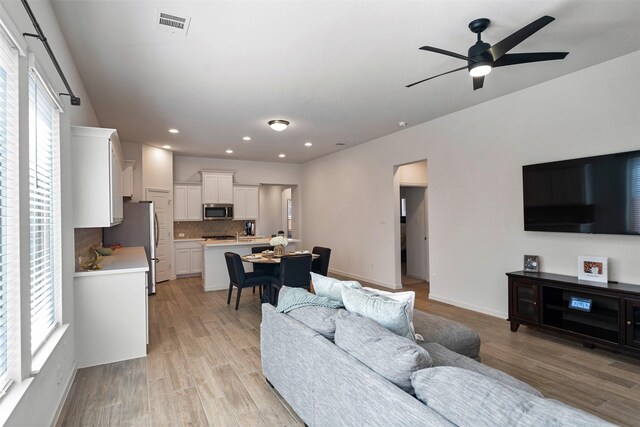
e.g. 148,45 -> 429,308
278,254 -> 312,288
224,252 -> 246,285
251,245 -> 273,254
311,246 -> 332,276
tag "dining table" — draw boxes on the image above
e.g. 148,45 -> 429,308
241,250 -> 319,303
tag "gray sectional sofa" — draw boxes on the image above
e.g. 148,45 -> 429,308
261,303 -> 612,426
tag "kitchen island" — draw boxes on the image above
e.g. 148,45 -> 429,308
201,238 -> 300,291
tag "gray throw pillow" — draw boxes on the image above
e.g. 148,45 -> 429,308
334,311 -> 431,394
288,306 -> 343,341
411,367 -> 613,427
341,286 -> 414,341
311,272 -> 361,303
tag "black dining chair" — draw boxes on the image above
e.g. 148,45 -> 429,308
224,252 -> 271,310
311,246 -> 332,276
251,245 -> 276,294
270,253 -> 312,304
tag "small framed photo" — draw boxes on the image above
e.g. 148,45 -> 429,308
577,256 -> 608,283
523,255 -> 540,272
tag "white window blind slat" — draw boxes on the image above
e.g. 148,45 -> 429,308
29,69 -> 60,355
0,22 -> 18,392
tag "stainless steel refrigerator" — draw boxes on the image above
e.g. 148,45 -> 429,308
103,201 -> 158,294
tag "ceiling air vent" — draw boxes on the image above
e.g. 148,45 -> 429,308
156,11 -> 191,36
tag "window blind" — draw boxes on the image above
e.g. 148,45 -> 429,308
0,27 -> 19,391
29,70 -> 60,354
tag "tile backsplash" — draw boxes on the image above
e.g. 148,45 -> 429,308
174,220 -> 255,239
74,227 -> 102,268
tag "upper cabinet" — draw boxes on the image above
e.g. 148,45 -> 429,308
234,185 -> 259,220
72,126 -> 124,227
122,160 -> 135,198
174,184 -> 202,221
200,171 -> 234,204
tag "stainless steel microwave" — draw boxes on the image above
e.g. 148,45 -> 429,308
203,204 -> 234,220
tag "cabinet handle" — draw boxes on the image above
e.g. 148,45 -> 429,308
533,302 -> 537,305
627,321 -> 632,325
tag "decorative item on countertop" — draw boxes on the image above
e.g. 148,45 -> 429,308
80,247 -> 103,270
95,247 -> 114,256
523,255 -> 539,272
270,235 -> 288,257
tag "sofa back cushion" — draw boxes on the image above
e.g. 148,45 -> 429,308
287,306 -> 344,341
411,367 -> 612,427
311,272 -> 361,303
334,311 -> 431,394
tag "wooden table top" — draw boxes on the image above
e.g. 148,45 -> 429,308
241,252 -> 319,264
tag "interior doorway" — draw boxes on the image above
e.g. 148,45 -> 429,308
395,160 -> 429,291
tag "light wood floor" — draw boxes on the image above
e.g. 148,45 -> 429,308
57,276 -> 640,426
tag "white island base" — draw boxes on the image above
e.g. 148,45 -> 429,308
201,238 -> 300,291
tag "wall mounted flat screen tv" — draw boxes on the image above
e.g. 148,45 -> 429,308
523,150 -> 640,235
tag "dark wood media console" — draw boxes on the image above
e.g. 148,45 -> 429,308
507,271 -> 640,356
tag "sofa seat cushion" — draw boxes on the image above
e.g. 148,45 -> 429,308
411,367 -> 612,427
287,306 -> 344,341
413,310 -> 480,359
422,342 -> 542,396
334,311 -> 431,394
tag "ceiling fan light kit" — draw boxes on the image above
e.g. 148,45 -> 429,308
407,15 -> 569,90
268,119 -> 290,131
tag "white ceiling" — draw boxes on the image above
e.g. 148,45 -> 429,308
51,0 -> 640,163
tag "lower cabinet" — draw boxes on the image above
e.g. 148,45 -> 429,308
626,299 -> 640,349
175,241 -> 203,276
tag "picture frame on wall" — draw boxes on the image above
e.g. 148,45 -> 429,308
577,256 -> 608,283
523,255 -> 540,272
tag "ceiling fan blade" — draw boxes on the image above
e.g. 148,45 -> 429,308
473,76 -> 484,90
488,15 -> 555,61
406,65 -> 469,88
493,52 -> 568,67
419,46 -> 474,62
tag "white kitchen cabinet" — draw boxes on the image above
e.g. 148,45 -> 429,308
72,126 -> 124,227
74,247 -> 148,368
233,185 -> 260,219
174,240 -> 203,276
200,171 -> 234,204
174,184 -> 202,221
122,160 -> 135,198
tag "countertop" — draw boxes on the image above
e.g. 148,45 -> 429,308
74,246 -> 149,277
201,238 -> 301,248
173,238 -> 205,242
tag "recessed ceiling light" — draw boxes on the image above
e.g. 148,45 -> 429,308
168,128 -> 179,134
226,149 -> 234,154
242,136 -> 252,141
268,120 -> 290,131
304,142 -> 312,147
162,145 -> 172,149
278,153 -> 286,158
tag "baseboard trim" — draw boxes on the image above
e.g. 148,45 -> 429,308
429,294 -> 507,319
327,268 -> 401,290
51,362 -> 77,427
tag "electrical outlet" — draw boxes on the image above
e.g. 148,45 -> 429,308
56,366 -> 63,385
370,263 -> 374,270
178,233 -> 185,237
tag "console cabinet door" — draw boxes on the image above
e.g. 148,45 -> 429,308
625,299 -> 640,349
509,280 -> 539,323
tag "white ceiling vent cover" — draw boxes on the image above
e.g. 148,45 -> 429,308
156,11 -> 191,36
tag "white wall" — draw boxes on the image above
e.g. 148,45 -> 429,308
121,141 -> 143,201
302,50 -> 640,318
399,160 -> 428,186
1,0 -> 99,425
259,185 -> 285,237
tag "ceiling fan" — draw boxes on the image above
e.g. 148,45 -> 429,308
407,15 -> 568,90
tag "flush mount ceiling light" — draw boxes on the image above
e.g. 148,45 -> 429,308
242,136 -> 252,141
278,153 -> 286,158
168,128 -> 179,134
162,145 -> 171,149
304,142 -> 313,147
268,120 -> 289,131
225,149 -> 234,154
